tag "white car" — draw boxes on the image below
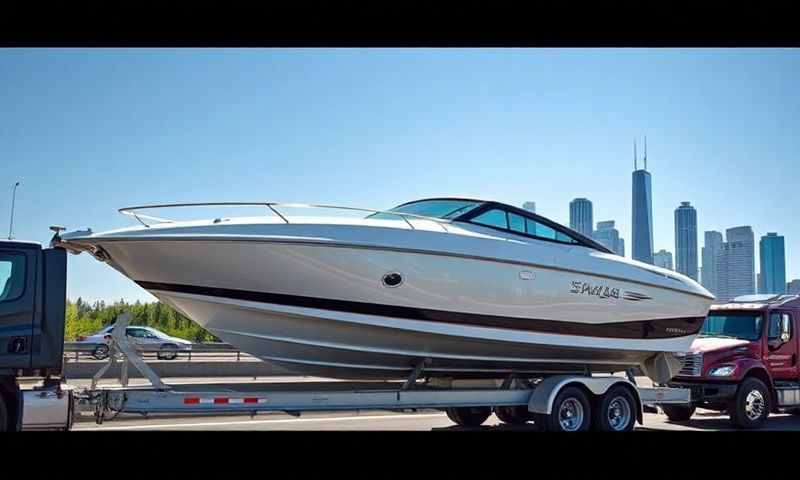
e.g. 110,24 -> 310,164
76,325 -> 193,360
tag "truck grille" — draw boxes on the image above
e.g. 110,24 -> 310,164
677,352 -> 703,377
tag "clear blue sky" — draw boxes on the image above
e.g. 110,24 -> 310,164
1,48 -> 798,303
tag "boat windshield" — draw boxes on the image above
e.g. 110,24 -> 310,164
699,312 -> 763,341
366,200 -> 482,221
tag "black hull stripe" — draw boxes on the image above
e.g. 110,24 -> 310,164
137,281 -> 705,340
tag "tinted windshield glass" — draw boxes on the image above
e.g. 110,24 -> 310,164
368,200 -> 481,221
700,313 -> 763,341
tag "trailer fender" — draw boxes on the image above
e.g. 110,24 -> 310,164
528,375 -> 642,423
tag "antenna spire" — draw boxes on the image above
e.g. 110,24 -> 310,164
634,140 -> 638,170
644,136 -> 647,170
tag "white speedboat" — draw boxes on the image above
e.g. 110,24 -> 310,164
55,198 -> 714,383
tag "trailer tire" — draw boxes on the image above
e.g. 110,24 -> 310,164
661,404 -> 696,422
546,386 -> 591,432
593,386 -> 636,432
728,377 -> 770,429
445,406 -> 491,427
494,405 -> 531,425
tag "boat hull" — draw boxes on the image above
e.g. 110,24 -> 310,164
154,288 -> 699,379
76,237 -> 710,380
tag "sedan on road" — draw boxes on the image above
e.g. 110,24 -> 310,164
76,325 -> 193,360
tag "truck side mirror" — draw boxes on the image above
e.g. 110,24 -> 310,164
781,315 -> 791,343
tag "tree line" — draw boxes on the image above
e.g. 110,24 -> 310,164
65,297 -> 219,343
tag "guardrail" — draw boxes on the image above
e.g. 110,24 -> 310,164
63,342 -> 251,362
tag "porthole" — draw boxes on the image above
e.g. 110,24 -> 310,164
382,272 -> 403,288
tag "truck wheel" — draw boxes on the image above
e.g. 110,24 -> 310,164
728,377 -> 770,429
494,405 -> 531,425
594,386 -> 636,432
546,386 -> 591,432
661,404 -> 696,422
445,406 -> 492,427
92,344 -> 110,360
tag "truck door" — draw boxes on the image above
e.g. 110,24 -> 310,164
0,246 -> 37,371
765,311 -> 799,380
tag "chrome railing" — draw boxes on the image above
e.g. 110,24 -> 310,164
118,202 -> 454,232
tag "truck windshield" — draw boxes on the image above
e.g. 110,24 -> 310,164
700,313 -> 763,341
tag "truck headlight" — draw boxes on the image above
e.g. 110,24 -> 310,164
708,365 -> 736,377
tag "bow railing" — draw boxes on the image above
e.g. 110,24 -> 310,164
118,202 -> 454,232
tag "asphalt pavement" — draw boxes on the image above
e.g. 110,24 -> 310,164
72,408 -> 800,431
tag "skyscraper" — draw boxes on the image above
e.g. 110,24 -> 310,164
674,201 -> 698,280
631,139 -> 654,264
569,198 -> 593,237
788,279 -> 800,295
759,232 -> 786,294
701,231 -> 723,296
653,249 -> 673,270
593,220 -> 624,256
522,202 -> 536,213
716,226 -> 755,301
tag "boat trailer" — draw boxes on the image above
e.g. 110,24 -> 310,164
75,313 -> 690,430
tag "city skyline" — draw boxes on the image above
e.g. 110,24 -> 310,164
631,139 -> 654,265
717,226 -> 756,301
593,220 -> 624,256
701,230 -> 724,296
759,232 -> 786,294
569,198 -> 594,238
654,249 -> 673,270
674,201 -> 698,281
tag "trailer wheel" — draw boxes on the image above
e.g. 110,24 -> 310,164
593,386 -> 636,432
494,406 -> 531,425
728,377 -> 770,429
445,406 -> 492,427
661,404 -> 696,422
546,386 -> 591,432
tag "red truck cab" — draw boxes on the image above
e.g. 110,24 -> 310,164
666,294 -> 800,429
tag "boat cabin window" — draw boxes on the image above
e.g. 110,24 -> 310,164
508,213 -> 526,233
472,209 -> 508,229
471,208 -> 580,245
368,199 -> 481,221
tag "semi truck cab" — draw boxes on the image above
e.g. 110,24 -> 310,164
667,294 -> 800,429
0,238 -> 72,431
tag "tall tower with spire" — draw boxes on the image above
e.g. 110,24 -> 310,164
631,137 -> 654,264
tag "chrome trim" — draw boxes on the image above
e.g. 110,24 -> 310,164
677,352 -> 703,377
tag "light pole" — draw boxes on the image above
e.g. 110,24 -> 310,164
8,181 -> 20,240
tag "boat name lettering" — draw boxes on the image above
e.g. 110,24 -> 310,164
570,281 -> 619,299
665,327 -> 689,335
